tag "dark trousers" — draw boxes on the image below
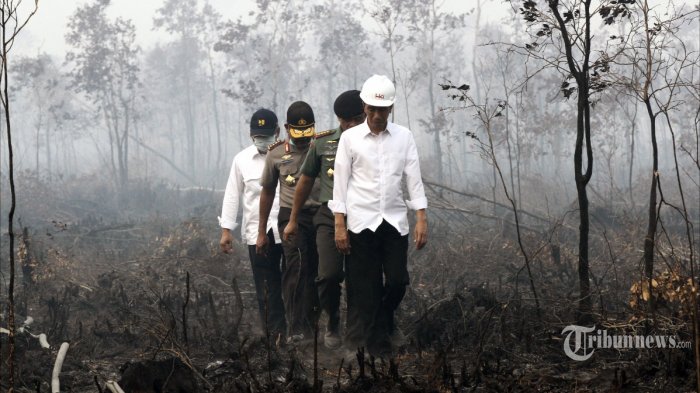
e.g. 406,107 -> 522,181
346,220 -> 408,354
278,207 -> 319,337
247,229 -> 286,337
313,203 -> 345,333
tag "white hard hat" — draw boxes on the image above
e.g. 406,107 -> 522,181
360,75 -> 395,107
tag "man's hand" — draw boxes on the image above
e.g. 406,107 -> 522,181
283,220 -> 298,242
220,229 -> 235,254
334,213 -> 351,254
257,186 -> 275,255
414,209 -> 428,250
335,227 -> 351,255
256,232 -> 269,255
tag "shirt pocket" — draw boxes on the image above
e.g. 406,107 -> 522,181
321,154 -> 336,179
386,151 -> 405,177
279,161 -> 300,185
242,171 -> 262,192
242,170 -> 261,183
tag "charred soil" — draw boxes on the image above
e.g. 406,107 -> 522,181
1,177 -> 697,392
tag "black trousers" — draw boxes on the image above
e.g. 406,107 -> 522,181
246,229 -> 286,337
346,220 -> 408,354
313,203 -> 345,333
278,206 -> 320,337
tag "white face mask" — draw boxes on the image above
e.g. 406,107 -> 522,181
253,135 -> 276,154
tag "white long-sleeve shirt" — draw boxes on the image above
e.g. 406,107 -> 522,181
219,144 -> 281,245
328,121 -> 427,236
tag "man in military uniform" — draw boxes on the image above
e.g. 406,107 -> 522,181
258,101 -> 321,342
282,90 -> 365,349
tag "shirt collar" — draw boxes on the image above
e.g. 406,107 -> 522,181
330,127 -> 342,140
359,121 -> 372,136
361,121 -> 393,137
285,139 -> 313,153
250,144 -> 266,159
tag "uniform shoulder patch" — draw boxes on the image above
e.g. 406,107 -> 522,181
315,129 -> 336,139
267,140 -> 284,151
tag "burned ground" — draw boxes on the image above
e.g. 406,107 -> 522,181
1,175 -> 697,392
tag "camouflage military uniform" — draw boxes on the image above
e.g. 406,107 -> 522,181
261,140 -> 321,338
299,127 -> 347,338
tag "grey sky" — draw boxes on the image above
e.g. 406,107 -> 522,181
14,0 -> 484,57
16,0 -> 253,56
12,0 -> 696,59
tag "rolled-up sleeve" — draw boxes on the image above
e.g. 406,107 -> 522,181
328,134 -> 350,215
219,156 -> 243,230
403,133 -> 427,211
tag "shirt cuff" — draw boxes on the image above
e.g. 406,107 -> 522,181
327,200 -> 346,215
218,216 -> 238,231
405,197 -> 428,211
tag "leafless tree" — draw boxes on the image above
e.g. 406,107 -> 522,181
0,0 -> 39,386
441,82 -> 541,315
508,0 -> 633,321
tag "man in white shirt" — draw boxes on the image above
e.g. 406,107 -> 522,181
329,75 -> 428,356
219,108 -> 286,339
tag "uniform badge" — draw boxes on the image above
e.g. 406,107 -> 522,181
326,140 -> 337,144
326,168 -> 334,179
324,148 -> 337,155
285,175 -> 296,186
280,154 -> 293,164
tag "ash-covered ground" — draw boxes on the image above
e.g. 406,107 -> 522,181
2,175 -> 696,392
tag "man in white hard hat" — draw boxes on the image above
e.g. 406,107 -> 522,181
329,75 -> 428,356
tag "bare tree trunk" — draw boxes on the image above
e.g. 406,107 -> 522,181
640,0 -> 659,313
119,96 -> 132,191
35,121 -> 40,174
326,63 -> 333,127
694,106 -> 700,393
628,105 -> 637,207
102,97 -> 120,189
473,0 -> 492,211
574,87 -> 593,321
515,92 -> 523,208
237,101 -> 244,152
46,124 -> 51,181
471,0 -> 482,104
0,1 -> 36,383
1,22 -> 17,389
427,0 -> 442,184
402,77 -> 412,130
185,71 -> 196,180
642,102 -> 658,311
491,160 -> 497,215
484,116 -> 540,315
548,0 -> 594,322
503,98 -> 516,208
